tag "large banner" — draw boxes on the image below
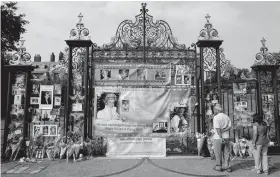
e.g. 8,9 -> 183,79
94,87 -> 192,137
106,137 -> 166,157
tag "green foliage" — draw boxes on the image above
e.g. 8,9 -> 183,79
1,2 -> 29,60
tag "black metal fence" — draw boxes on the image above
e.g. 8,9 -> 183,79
220,81 -> 257,141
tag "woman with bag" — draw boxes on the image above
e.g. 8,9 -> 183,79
252,114 -> 270,175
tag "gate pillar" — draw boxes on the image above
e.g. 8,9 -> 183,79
196,14 -> 223,133
65,13 -> 93,140
251,37 -> 280,146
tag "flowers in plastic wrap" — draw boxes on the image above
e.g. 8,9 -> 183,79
233,110 -> 254,129
195,132 -> 206,156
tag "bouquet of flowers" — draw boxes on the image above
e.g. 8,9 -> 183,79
195,132 -> 206,156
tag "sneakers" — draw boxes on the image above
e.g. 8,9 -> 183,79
264,171 -> 269,175
257,170 -> 262,174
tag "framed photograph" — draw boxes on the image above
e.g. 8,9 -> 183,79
30,97 -> 39,105
153,122 -> 167,133
32,84 -> 40,95
41,109 -> 51,121
118,69 -> 130,80
176,65 -> 190,75
72,103 -> 83,112
175,75 -> 183,85
54,97 -> 61,106
155,70 -> 167,80
14,95 -> 22,105
51,108 -> 60,115
262,94 -> 274,103
100,69 -> 111,80
49,125 -> 57,136
32,109 -> 41,122
33,125 -> 42,137
39,85 -> 54,109
54,84 -> 62,95
137,68 -> 147,80
42,125 -> 49,136
233,83 -> 247,94
121,100 -> 129,112
183,74 -> 191,85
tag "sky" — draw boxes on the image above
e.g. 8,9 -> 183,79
14,1 -> 280,69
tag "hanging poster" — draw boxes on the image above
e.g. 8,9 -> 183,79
94,87 -> 191,137
39,85 -> 54,109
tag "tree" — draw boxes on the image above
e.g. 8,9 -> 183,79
1,2 -> 29,63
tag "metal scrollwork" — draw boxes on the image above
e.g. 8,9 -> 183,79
101,4 -> 185,50
203,47 -> 229,73
69,13 -> 90,40
72,47 -> 86,73
199,14 -> 219,40
9,37 -> 32,65
254,38 -> 277,66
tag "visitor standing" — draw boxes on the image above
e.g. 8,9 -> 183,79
252,114 -> 270,175
212,104 -> 232,172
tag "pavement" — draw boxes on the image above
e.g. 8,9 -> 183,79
1,156 -> 280,177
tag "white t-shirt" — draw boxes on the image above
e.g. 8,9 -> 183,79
213,113 -> 231,139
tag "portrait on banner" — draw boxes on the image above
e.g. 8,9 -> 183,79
96,92 -> 120,122
100,69 -> 111,80
170,107 -> 189,133
137,68 -> 147,80
118,69 -> 130,80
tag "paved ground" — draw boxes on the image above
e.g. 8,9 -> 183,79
1,156 -> 280,177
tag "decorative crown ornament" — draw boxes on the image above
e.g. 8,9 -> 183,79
9,37 -> 32,65
199,14 -> 219,40
69,13 -> 91,40
254,37 -> 277,66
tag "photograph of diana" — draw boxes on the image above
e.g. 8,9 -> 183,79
100,69 -> 111,80
121,100 -> 129,112
42,125 -> 49,136
96,93 -> 120,121
32,84 -> 40,94
118,69 -> 129,80
41,91 -> 52,105
170,107 -> 189,133
49,125 -> 57,136
33,125 -> 41,136
137,68 -> 147,80
183,74 -> 191,85
175,75 -> 182,85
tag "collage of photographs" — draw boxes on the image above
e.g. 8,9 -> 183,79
97,68 -> 169,81
29,84 -> 62,137
175,65 -> 192,85
233,83 -> 248,111
33,124 -> 58,137
96,64 -> 192,86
